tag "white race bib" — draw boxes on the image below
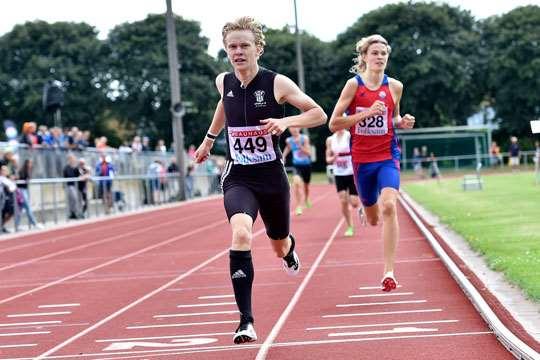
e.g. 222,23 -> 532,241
228,125 -> 276,165
354,106 -> 389,136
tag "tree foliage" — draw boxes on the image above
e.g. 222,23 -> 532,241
0,3 -> 538,158
334,2 -> 482,127
261,28 -> 335,163
0,21 -> 106,131
103,14 -> 219,148
481,5 -> 540,141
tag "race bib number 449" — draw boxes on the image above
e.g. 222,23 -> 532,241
354,106 -> 389,136
228,126 -> 276,165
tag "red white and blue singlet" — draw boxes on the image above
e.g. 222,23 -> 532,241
347,74 -> 401,206
347,74 -> 400,164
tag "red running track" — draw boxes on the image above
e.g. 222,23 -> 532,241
0,185 -> 519,359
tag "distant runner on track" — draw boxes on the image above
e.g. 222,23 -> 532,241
282,127 -> 313,215
325,129 -> 365,236
194,16 -> 326,344
329,34 -> 415,292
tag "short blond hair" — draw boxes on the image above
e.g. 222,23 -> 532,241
222,16 -> 266,48
350,34 -> 391,74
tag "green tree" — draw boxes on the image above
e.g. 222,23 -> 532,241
333,2 -> 483,127
481,5 -> 540,142
103,14 -> 219,149
260,27 -> 334,168
0,21 -> 106,133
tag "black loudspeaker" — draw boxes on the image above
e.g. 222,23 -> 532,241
43,81 -> 64,112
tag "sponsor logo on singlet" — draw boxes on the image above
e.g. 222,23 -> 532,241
253,90 -> 266,108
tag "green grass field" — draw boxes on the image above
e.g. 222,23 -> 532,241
403,172 -> 540,302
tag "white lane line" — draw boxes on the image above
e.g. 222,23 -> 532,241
323,308 -> 443,318
307,319 -> 459,331
349,292 -> 413,298
176,302 -> 236,308
95,332 -> 233,342
0,343 -> 37,348
153,310 -> 238,318
34,238 -> 231,360
21,331 -> 493,359
38,303 -> 80,308
127,320 -> 239,329
359,285 -> 403,290
0,218 -> 227,306
336,300 -> 427,307
255,218 -> 344,360
0,331 -> 50,337
7,311 -> 72,317
34,193 -> 330,360
0,211 -> 209,274
0,320 -> 61,327
197,295 -> 234,300
328,326 -> 438,337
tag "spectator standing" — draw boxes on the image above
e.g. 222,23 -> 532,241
490,141 -> 502,167
509,136 -> 520,172
95,155 -> 115,214
429,152 -> 441,183
412,147 -> 424,179
147,160 -> 164,204
15,159 -> 41,230
156,139 -> 167,153
78,158 -> 91,217
0,165 -> 16,233
0,152 -> 18,230
63,154 -> 81,219
142,136 -> 150,152
19,122 -> 39,149
131,136 -> 143,153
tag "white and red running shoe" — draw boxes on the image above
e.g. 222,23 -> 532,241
381,271 -> 398,292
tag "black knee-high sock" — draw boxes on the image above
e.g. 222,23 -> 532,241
230,250 -> 254,324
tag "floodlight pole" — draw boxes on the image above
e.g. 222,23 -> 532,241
166,0 -> 186,200
293,0 -> 309,138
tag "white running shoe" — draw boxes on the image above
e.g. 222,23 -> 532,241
233,322 -> 257,344
282,249 -> 301,276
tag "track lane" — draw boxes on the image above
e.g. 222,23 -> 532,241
18,187 -> 337,360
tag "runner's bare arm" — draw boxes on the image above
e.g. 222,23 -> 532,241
194,73 -> 227,163
329,78 -> 384,132
389,78 -> 414,129
325,137 -> 335,164
260,75 -> 326,136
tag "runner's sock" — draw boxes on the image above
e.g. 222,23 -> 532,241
230,250 -> 254,324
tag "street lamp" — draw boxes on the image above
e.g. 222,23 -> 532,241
292,0 -> 309,139
166,0 -> 186,200
293,0 -> 305,93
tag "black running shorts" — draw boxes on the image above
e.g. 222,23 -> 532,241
292,164 -> 312,184
334,174 -> 358,195
222,161 -> 290,240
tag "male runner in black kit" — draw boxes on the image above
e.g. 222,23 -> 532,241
194,16 -> 327,344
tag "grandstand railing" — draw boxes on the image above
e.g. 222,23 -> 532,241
6,172 -> 221,234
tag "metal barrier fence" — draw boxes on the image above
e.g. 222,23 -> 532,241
401,150 -> 538,171
5,172 -> 222,234
10,145 -> 180,178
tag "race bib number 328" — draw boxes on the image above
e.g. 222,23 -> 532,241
228,126 -> 276,165
354,106 -> 389,136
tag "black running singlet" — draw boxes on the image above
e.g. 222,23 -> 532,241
222,68 -> 285,167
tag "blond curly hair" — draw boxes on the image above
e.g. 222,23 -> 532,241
222,16 -> 266,49
350,34 -> 391,74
